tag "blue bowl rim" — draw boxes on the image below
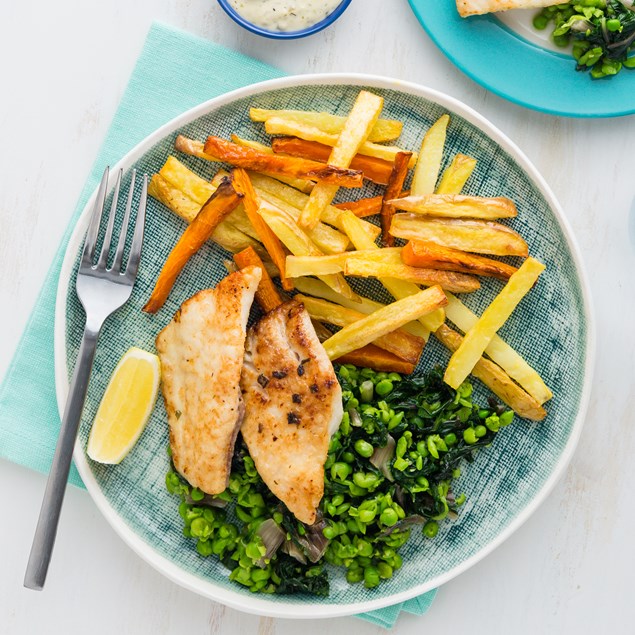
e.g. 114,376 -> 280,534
216,0 -> 353,40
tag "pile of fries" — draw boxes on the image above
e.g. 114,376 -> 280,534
144,89 -> 552,421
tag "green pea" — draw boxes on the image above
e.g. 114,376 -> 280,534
388,372 -> 402,382
356,540 -> 374,557
190,518 -> 211,539
348,483 -> 367,497
416,476 -> 429,489
359,509 -> 376,524
342,451 -> 355,463
354,439 -> 374,458
364,566 -> 380,589
533,14 -> 549,30
359,380 -> 374,403
624,56 -> 635,69
427,436 -> 439,459
245,541 -> 265,561
331,462 -> 352,481
377,562 -> 393,579
353,472 -> 380,489
444,432 -> 457,447
388,412 -> 404,430
375,380 -> 394,397
485,415 -> 500,432
423,520 -> 439,539
346,567 -> 364,583
251,568 -> 270,582
380,508 -> 399,526
455,493 -> 466,506
463,428 -> 477,445
475,425 -> 487,438
499,410 -> 514,427
196,540 -> 214,556
606,18 -> 621,32
393,457 -> 409,471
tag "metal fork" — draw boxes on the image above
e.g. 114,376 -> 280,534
24,167 -> 147,591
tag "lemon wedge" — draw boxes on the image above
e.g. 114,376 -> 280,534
87,347 -> 161,464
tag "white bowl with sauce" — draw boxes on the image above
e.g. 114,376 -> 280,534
217,0 -> 353,39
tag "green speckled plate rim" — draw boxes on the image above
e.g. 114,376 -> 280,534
54,74 -> 596,619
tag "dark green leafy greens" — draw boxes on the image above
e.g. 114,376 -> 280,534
166,366 -> 514,595
534,1 -> 635,78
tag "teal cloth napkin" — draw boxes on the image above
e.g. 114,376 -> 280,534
0,22 -> 437,628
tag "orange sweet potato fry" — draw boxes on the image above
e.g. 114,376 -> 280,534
231,168 -> 293,291
233,246 -> 284,313
143,177 -> 243,313
334,191 -> 410,218
270,136 -> 394,185
402,240 -> 518,281
335,344 -> 416,374
203,136 -> 363,188
381,152 -> 412,248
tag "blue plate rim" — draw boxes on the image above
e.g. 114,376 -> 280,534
408,0 -> 635,119
216,0 -> 353,40
54,73 -> 597,618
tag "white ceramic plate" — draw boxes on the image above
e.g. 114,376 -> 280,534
55,74 -> 595,618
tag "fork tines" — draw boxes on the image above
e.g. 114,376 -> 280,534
81,167 -> 147,279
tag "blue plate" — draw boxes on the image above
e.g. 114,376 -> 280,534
408,1 -> 635,118
56,76 -> 594,617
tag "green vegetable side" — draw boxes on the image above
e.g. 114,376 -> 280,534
165,366 -> 514,596
534,1 -> 635,79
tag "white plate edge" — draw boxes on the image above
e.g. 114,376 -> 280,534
53,72 -> 597,619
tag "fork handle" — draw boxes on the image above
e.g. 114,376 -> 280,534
24,325 -> 100,590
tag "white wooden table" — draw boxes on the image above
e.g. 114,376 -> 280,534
1,1 -> 634,633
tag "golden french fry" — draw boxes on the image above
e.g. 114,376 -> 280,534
160,155 -> 216,203
390,214 -> 529,257
263,118 -> 417,167
249,107 -> 403,142
342,250 -> 480,293
296,295 -> 425,365
299,90 -> 385,230
388,194 -> 518,220
248,172 -> 380,241
230,134 -> 315,193
258,203 -> 358,301
444,257 -> 546,389
255,189 -> 350,254
444,292 -> 552,404
293,277 -> 429,340
402,241 -> 517,281
174,135 -> 219,161
322,286 -> 447,360
285,254 -> 345,277
338,210 -> 444,332
435,154 -> 477,194
435,325 -> 547,421
411,115 -> 450,196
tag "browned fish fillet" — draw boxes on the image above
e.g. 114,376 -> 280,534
156,266 -> 262,495
240,301 -> 343,525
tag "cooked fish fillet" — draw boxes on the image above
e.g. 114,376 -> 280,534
456,0 -> 560,17
156,266 -> 262,495
241,301 -> 343,525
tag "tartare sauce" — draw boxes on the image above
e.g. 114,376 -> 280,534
228,0 -> 343,32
